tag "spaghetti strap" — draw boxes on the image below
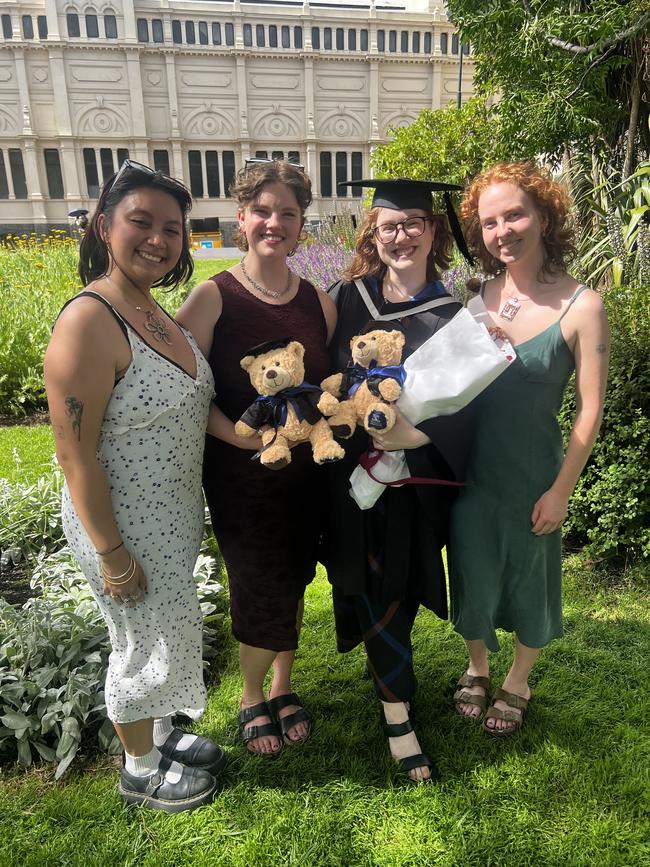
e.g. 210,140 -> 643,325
59,290 -> 129,342
558,285 -> 588,321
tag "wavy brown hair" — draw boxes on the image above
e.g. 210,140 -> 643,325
344,208 -> 453,283
461,161 -> 576,278
230,160 -> 312,252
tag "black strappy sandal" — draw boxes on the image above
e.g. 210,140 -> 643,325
268,692 -> 313,746
238,700 -> 283,757
380,707 -> 438,783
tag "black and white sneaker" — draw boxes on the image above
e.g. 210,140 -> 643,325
118,757 -> 217,813
159,729 -> 227,776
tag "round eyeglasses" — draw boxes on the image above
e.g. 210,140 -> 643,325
373,216 -> 433,244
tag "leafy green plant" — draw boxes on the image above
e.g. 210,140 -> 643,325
0,466 -> 64,567
561,282 -> 650,562
0,546 -> 227,777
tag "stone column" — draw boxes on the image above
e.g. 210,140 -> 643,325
235,56 -> 250,167
125,48 -> 148,162
44,0 -> 59,40
121,0 -> 138,43
303,56 -> 318,197
431,60 -> 442,109
165,53 -> 184,181
59,139 -> 81,200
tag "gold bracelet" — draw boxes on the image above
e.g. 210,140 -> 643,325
96,541 -> 124,556
100,557 -> 136,586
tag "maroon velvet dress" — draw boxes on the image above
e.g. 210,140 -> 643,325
204,271 -> 331,651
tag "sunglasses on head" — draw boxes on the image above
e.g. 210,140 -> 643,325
108,159 -> 190,195
244,158 -> 305,172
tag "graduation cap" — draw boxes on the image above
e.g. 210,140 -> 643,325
359,319 -> 406,336
243,336 -> 293,358
338,177 -> 474,265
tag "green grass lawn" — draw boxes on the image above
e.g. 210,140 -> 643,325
191,258 -> 240,285
0,425 -> 55,484
0,557 -> 648,866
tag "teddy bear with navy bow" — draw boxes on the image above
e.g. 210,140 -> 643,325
320,323 -> 407,438
235,337 -> 345,470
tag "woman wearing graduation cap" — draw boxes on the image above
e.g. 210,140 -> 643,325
322,177 -> 476,782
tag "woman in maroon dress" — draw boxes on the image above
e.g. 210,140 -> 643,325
177,161 -> 336,756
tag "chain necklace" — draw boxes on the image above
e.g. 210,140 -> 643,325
240,258 -> 293,299
498,287 -> 534,322
103,274 -> 172,344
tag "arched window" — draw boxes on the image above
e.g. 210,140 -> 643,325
66,12 -> 80,38
104,11 -> 117,39
85,12 -> 99,38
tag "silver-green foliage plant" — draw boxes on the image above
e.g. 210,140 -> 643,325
0,546 -> 226,777
0,464 -> 64,567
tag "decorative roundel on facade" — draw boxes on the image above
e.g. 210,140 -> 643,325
333,118 -> 351,136
201,116 -> 219,134
269,117 -> 288,136
146,71 -> 162,86
32,67 -> 49,83
94,112 -> 113,133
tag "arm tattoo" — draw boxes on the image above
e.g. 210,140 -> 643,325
64,397 -> 84,441
53,424 -> 65,441
596,344 -> 607,354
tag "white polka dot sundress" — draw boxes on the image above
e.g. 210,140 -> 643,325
61,292 -> 215,724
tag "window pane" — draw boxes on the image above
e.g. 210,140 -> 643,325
412,32 -> 420,53
424,32 -> 431,53
44,149 -> 64,199
320,152 -> 332,198
104,15 -> 117,39
9,149 -> 27,198
83,148 -> 99,197
153,149 -> 170,175
389,30 -> 397,52
281,25 -> 289,48
222,151 -> 235,197
225,23 -> 234,46
351,152 -> 362,198
255,150 -> 268,159
188,151 -> 203,197
401,31 -> 408,52
198,21 -> 208,44
243,23 -> 251,47
172,20 -> 182,43
335,152 -> 347,194
136,19 -> 149,42
452,34 -> 459,54
288,151 -> 300,164
212,22 -> 221,45
294,26 -> 302,48
360,29 -> 368,51
1,15 -> 12,39
348,29 -> 356,51
256,24 -> 264,47
324,27 -> 331,50
311,27 -> 319,49
185,21 -> 195,44
377,30 -> 385,52
67,13 -> 80,38
336,28 -> 344,50
206,151 -> 220,198
22,16 -> 34,39
37,16 -> 48,39
152,19 -> 163,43
86,14 -> 98,38
99,148 -> 114,183
271,151 -> 284,161
269,25 -> 277,47
117,148 -> 129,167
0,151 -> 9,199
440,33 -> 448,54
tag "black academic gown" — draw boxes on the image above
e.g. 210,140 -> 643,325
322,278 -> 476,618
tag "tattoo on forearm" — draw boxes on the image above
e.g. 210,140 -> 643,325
64,397 -> 84,441
596,344 -> 607,354
53,424 -> 65,441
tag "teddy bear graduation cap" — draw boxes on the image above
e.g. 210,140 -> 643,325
337,177 -> 474,265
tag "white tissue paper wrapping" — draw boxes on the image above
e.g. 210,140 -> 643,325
349,302 -> 515,509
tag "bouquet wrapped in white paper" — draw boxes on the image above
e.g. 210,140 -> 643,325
349,301 -> 515,509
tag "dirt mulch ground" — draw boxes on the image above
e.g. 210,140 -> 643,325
0,411 -> 49,428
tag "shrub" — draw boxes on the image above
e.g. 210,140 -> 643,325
0,546 -> 226,777
561,283 -> 650,562
0,465 -> 64,568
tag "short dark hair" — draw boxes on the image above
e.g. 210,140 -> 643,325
78,165 -> 194,288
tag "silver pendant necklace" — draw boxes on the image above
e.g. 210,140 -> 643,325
103,273 -> 172,344
240,257 -> 293,299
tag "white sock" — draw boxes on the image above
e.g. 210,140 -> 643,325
153,715 -> 198,751
124,745 -> 182,783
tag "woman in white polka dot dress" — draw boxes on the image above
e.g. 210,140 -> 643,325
44,161 -> 224,812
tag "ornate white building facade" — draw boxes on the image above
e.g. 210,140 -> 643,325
0,0 -> 474,238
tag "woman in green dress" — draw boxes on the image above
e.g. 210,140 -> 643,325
448,162 -> 609,735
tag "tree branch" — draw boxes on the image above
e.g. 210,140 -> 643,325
521,2 -> 649,56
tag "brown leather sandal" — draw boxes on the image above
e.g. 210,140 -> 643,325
453,673 -> 490,719
482,687 -> 529,737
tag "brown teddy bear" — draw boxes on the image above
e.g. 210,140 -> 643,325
234,337 -> 345,469
320,322 -> 406,438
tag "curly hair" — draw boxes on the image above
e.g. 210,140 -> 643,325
344,208 -> 453,283
78,166 -> 193,288
461,161 -> 576,278
230,161 -> 313,252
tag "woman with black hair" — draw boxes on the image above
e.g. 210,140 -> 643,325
44,160 -> 224,812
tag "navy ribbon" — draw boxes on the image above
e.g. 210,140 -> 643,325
344,363 -> 406,398
254,382 -> 322,427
